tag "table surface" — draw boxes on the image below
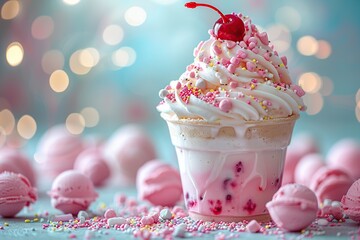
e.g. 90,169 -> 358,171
0,185 -> 359,240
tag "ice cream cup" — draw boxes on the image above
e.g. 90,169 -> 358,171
161,113 -> 298,222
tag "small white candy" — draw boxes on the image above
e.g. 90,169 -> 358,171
173,223 -> 187,238
195,78 -> 206,89
78,210 -> 89,219
160,208 -> 172,220
79,216 -> 85,224
107,217 -> 127,226
317,218 -> 328,226
331,201 -> 341,208
323,199 -> 332,206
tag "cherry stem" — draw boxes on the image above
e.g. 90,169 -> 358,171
185,2 -> 228,23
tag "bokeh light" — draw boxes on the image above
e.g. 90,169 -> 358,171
0,127 -> 5,148
297,35 -> 318,56
303,92 -> 324,115
63,0 -> 80,5
112,47 -> 137,67
356,88 -> 360,103
0,109 -> 15,135
69,50 -> 92,75
41,50 -> 65,74
1,0 -> 20,20
315,40 -> 332,59
103,25 -> 124,46
298,72 -> 322,94
124,6 -> 147,27
275,6 -> 301,31
79,48 -> 100,68
319,77 -> 334,96
49,70 -> 70,93
6,42 -> 24,67
66,113 -> 85,134
17,114 -> 37,139
31,16 -> 54,40
356,100 -> 360,123
80,107 -> 100,127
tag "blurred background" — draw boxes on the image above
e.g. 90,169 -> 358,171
0,0 -> 359,162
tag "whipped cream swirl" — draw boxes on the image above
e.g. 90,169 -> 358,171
157,14 -> 306,123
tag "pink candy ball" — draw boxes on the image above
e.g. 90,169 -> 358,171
104,125 -> 157,186
327,138 -> 360,180
294,153 -> 325,187
48,170 -> 98,215
0,148 -> 36,186
35,125 -> 84,180
309,167 -> 354,204
0,172 -> 37,217
266,184 -> 318,232
282,134 -> 318,185
341,178 -> 360,223
73,147 -> 110,187
137,160 -> 182,207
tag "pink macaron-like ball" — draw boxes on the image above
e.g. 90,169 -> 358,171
341,178 -> 360,223
104,124 -> 157,186
48,170 -> 98,215
294,153 -> 325,187
327,138 -> 360,180
282,134 -> 318,185
73,147 -> 110,187
309,167 -> 354,204
0,172 -> 37,217
137,160 -> 183,207
266,184 -> 318,232
35,125 -> 84,180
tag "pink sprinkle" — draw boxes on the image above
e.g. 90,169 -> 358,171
246,62 -> 256,72
203,57 -> 210,64
230,57 -> 240,65
219,99 -> 232,112
263,52 -> 270,61
258,32 -> 269,45
141,216 -> 154,226
281,56 -> 288,66
189,71 -> 195,78
226,40 -> 236,49
248,42 -> 256,50
239,41 -> 247,48
104,209 -> 117,219
237,49 -> 247,59
227,64 -> 237,74
213,45 -> 222,55
229,81 -> 238,88
175,82 -> 182,90
248,37 -> 258,44
69,233 -> 77,239
246,219 -> 261,233
291,84 -> 305,97
252,48 -> 259,54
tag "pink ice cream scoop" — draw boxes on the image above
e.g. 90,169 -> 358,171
266,183 -> 318,232
104,124 -> 157,186
0,148 -> 36,186
73,147 -> 110,187
327,138 -> 360,180
35,125 -> 84,180
0,172 -> 37,217
294,153 -> 325,187
137,160 -> 183,207
282,134 -> 318,185
309,167 -> 354,204
48,170 -> 98,215
341,178 -> 360,223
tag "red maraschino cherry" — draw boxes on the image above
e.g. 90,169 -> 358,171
185,2 -> 245,42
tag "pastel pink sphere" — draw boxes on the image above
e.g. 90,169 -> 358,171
282,134 -> 318,185
266,184 -> 318,232
294,153 -> 325,187
327,138 -> 360,180
104,125 -> 157,186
